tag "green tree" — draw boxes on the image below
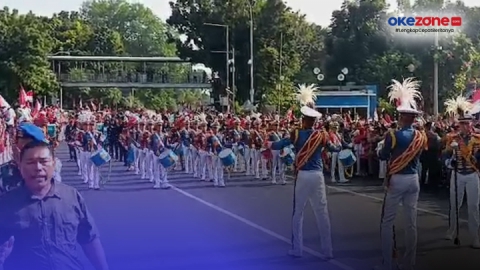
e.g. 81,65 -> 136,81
0,7 -> 59,98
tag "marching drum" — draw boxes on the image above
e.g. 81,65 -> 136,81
174,144 -> 184,157
338,149 -> 356,168
96,123 -> 104,132
211,136 -> 220,145
47,124 -> 56,138
279,147 -> 295,166
218,148 -> 236,167
158,149 -> 179,169
376,140 -> 385,156
261,148 -> 272,160
90,148 -> 111,167
237,142 -> 245,156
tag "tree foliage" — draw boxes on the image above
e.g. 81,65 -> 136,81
0,0 -> 205,111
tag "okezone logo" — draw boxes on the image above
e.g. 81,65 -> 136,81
387,16 -> 462,27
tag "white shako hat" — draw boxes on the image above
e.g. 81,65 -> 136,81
444,95 -> 474,122
296,83 -> 322,119
387,77 -> 422,115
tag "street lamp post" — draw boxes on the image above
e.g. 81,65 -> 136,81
204,23 -> 230,93
229,48 -> 236,113
433,31 -> 439,115
248,0 -> 256,104
337,68 -> 348,114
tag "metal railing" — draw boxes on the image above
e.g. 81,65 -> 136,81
57,73 -> 210,84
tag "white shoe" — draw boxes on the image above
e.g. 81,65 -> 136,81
444,230 -> 454,240
161,183 -> 171,189
287,249 -> 302,258
471,239 -> 480,249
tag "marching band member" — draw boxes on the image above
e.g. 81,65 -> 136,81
144,119 -> 156,181
443,96 -> 480,248
75,118 -> 86,177
241,116 -> 252,176
208,121 -> 225,187
149,119 -> 170,189
196,113 -> 211,181
266,84 -> 337,260
375,78 -> 428,270
82,117 -> 101,190
231,118 -> 243,172
329,121 -> 350,183
138,120 -> 150,179
269,117 -> 283,184
178,117 -> 192,173
353,122 -> 366,176
251,114 -> 266,179
189,118 -> 199,177
119,128 -> 130,168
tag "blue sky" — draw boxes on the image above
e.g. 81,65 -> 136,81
4,0 -> 478,26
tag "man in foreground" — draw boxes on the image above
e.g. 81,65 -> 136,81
0,141 -> 109,270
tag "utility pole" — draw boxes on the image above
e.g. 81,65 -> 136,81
278,32 -> 283,112
231,47 -> 236,111
249,1 -> 255,104
204,23 -> 230,106
433,31 -> 439,115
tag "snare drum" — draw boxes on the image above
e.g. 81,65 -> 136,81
47,124 -> 56,138
237,143 -> 245,156
338,149 -> 356,168
90,148 -> 111,167
218,148 -> 236,167
279,147 -> 295,166
158,149 -> 178,169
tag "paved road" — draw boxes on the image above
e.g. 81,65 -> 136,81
56,145 -> 480,270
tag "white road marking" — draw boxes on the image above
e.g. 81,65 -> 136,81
171,186 -> 356,270
285,175 -> 468,224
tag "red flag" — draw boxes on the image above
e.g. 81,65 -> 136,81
90,101 -> 97,111
26,91 -> 33,103
31,100 -> 42,118
19,86 -> 27,107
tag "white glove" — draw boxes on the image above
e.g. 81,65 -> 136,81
348,143 -> 353,148
445,159 -> 454,169
450,141 -> 458,148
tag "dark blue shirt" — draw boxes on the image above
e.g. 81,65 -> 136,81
272,129 -> 340,171
379,126 -> 424,175
0,182 -> 99,270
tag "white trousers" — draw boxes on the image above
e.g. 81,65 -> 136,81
380,174 -> 419,270
448,171 -> 480,241
291,170 -> 332,256
271,149 -> 285,183
80,151 -> 100,188
330,152 -> 346,182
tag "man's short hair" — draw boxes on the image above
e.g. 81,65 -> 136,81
20,141 -> 54,161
